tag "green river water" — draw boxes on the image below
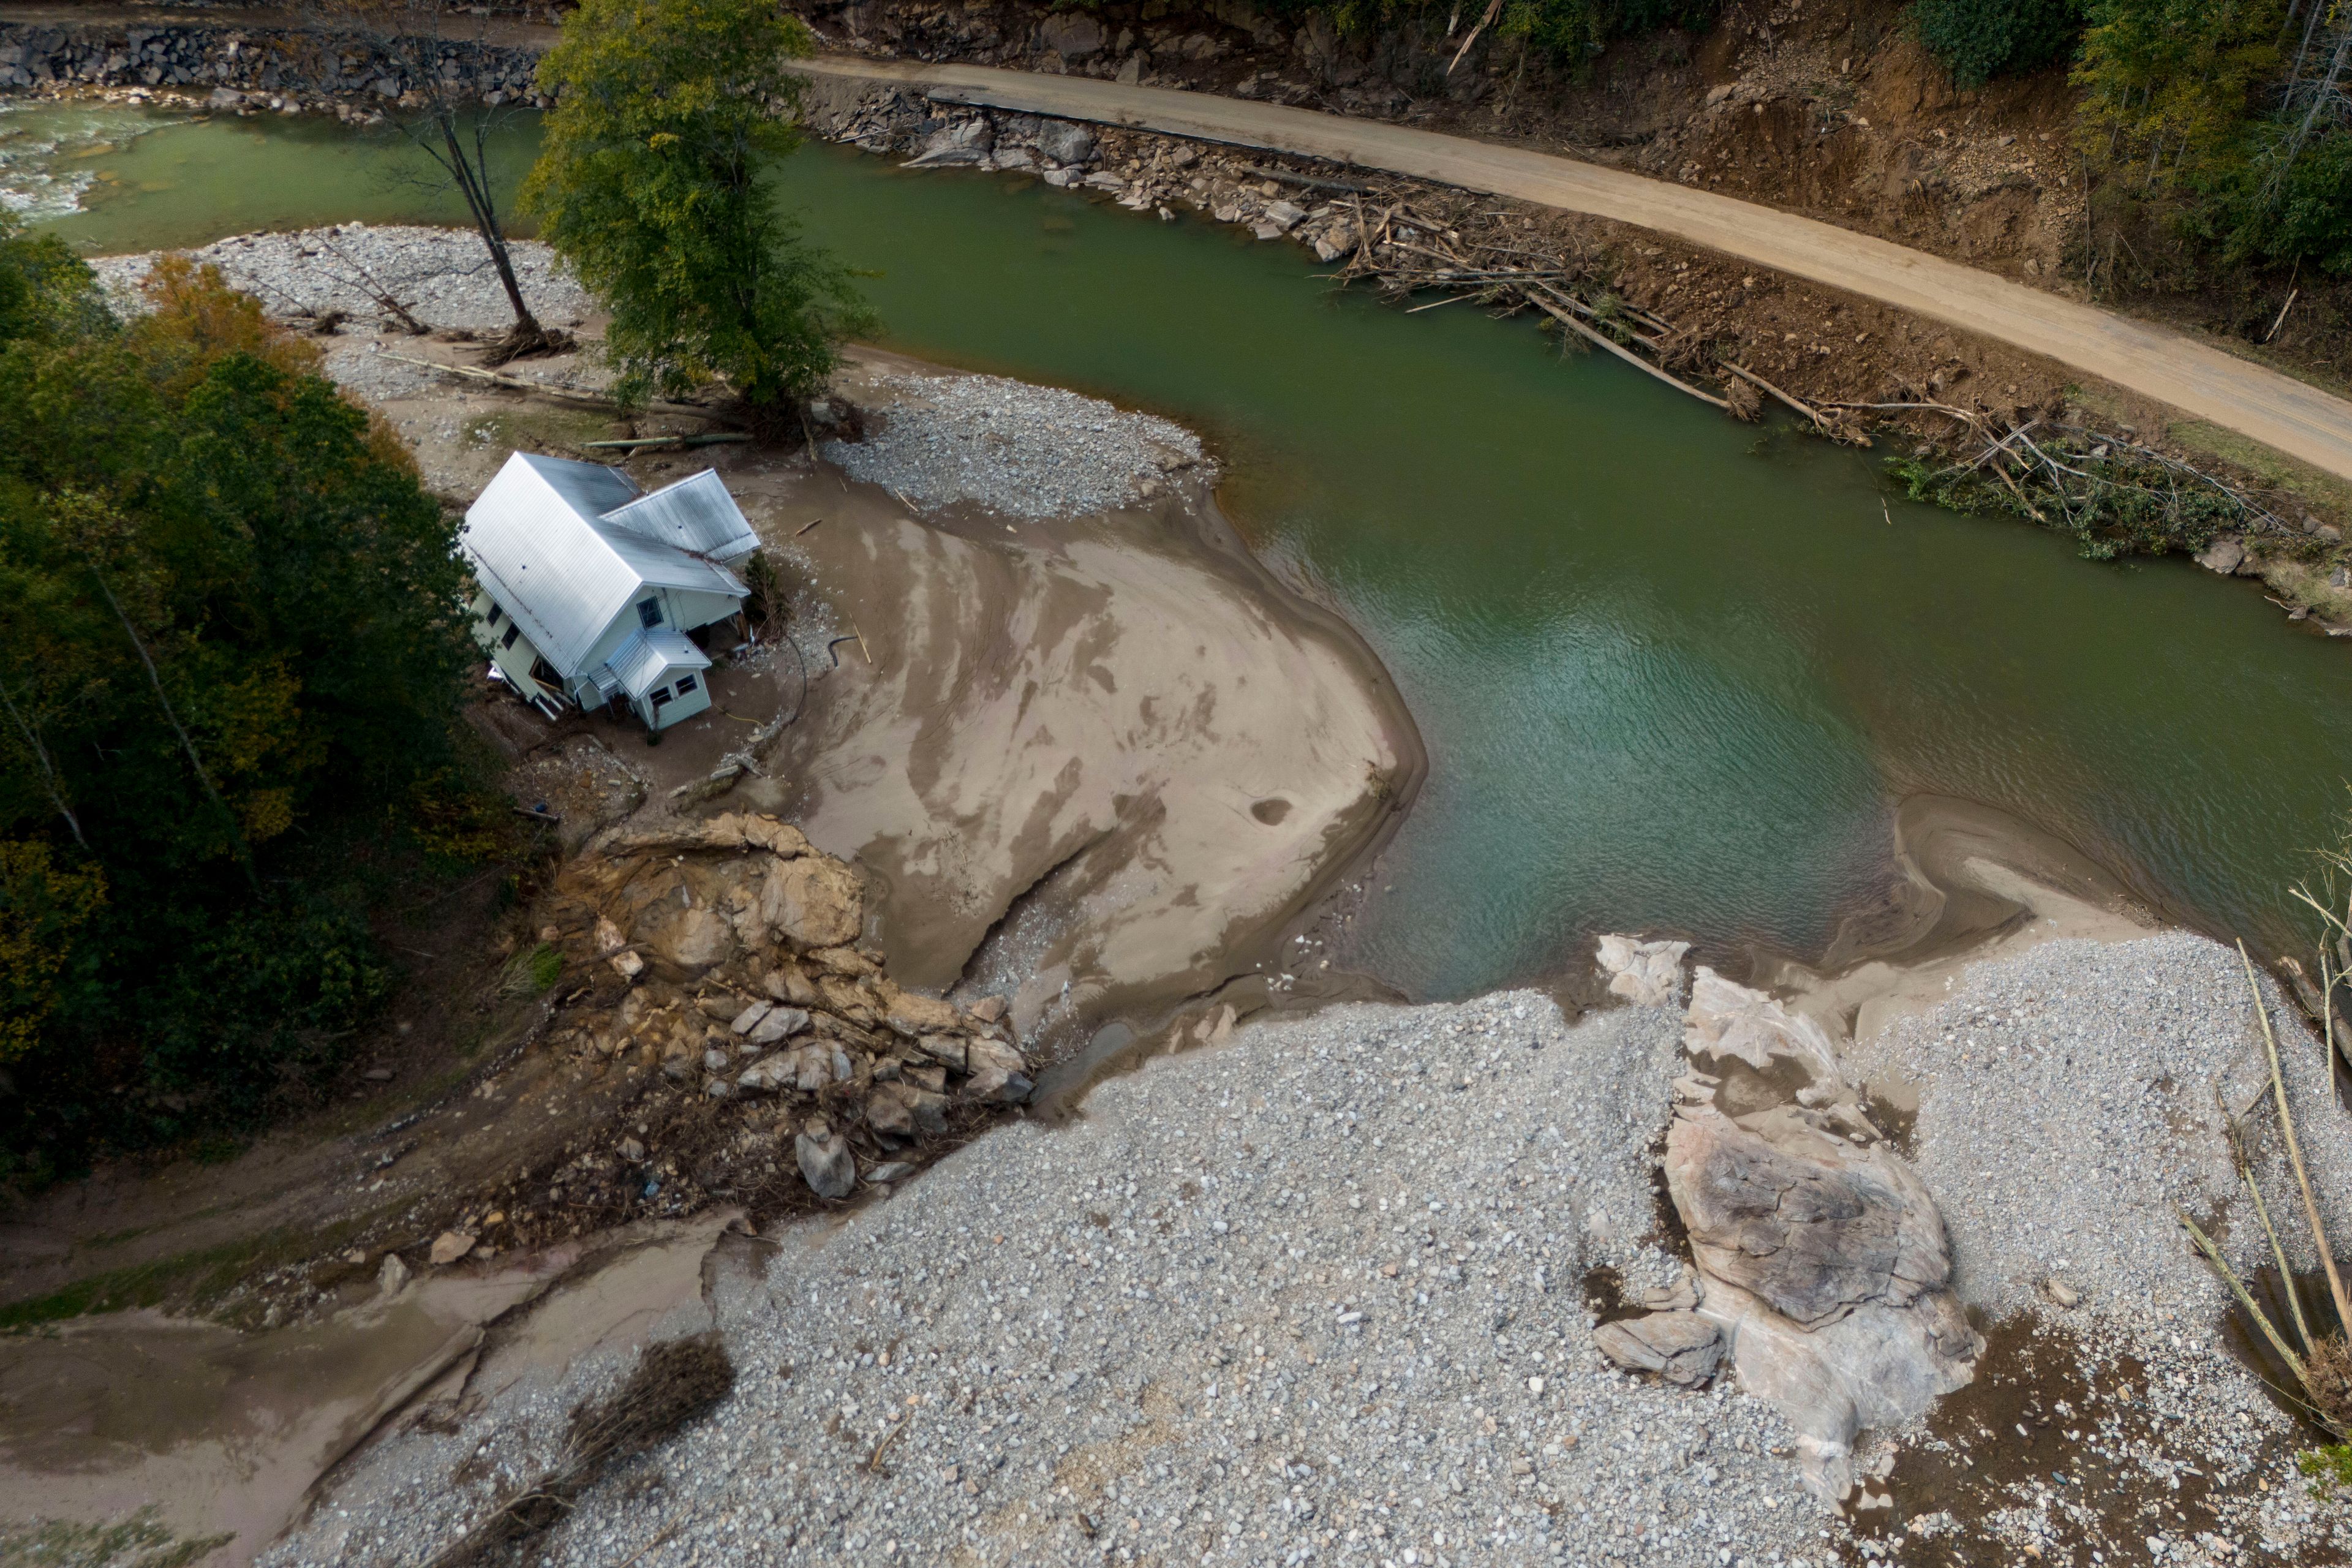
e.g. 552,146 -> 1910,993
13,100 -> 2351,998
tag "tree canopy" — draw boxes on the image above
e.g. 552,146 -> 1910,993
521,0 -> 875,436
0,223 -> 473,1180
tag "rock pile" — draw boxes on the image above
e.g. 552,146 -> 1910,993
0,20 -> 542,110
801,83 -> 1379,260
511,812 -> 1031,1219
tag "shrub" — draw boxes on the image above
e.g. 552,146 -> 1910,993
1912,0 -> 2086,88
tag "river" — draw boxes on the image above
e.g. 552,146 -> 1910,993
12,98 -> 2350,997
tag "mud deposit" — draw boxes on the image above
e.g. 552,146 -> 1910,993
745,355 -> 1422,1047
1853,1317 -> 2311,1567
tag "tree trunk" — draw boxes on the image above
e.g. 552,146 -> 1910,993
92,571 -> 258,894
437,112 -> 546,352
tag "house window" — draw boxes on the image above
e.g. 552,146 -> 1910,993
500,624 -> 522,650
676,674 -> 698,695
486,603 -> 503,628
637,598 -> 663,629
650,687 -> 674,709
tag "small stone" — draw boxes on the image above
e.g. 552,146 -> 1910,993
2045,1278 -> 2081,1308
703,1047 -> 731,1074
729,1000 -> 774,1035
1591,1311 -> 1725,1387
868,1161 -> 916,1185
608,949 -> 646,981
968,996 -> 1009,1023
749,1006 -> 810,1045
796,1126 -> 857,1199
362,1067 -> 393,1082
376,1253 -> 411,1295
617,1136 -> 646,1162
428,1231 -> 475,1267
2195,537 -> 2245,575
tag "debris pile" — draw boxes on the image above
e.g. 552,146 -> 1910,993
440,812 -> 1031,1258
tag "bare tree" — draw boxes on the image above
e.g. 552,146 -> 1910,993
328,0 -> 565,361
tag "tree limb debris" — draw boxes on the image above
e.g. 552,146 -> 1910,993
1321,176 -> 2293,551
378,352 -> 743,424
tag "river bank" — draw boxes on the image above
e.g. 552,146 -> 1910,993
0,216 -> 1419,1300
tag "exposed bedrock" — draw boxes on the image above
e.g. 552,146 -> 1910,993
1595,942 -> 1982,1504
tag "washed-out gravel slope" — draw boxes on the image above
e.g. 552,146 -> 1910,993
274,994 -> 1841,1568
266,934 -> 2352,1568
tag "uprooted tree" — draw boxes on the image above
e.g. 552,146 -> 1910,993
326,0 -> 563,360
520,0 -> 875,441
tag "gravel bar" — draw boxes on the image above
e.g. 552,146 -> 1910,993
88,224 -> 589,333
270,993 -> 1842,1568
825,370 -> 1214,519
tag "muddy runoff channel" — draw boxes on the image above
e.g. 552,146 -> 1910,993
4,100 -> 2352,1567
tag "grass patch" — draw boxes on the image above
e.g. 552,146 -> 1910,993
0,1217 -> 367,1333
0,1507 -> 232,1568
2166,420 -> 2352,523
460,406 -> 620,459
497,942 -> 564,1001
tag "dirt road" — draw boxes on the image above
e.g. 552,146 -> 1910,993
9,1 -> 2349,480
801,56 -> 2352,485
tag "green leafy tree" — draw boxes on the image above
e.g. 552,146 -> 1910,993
1311,0 -> 1716,69
0,224 -> 473,1178
2073,0 -> 2281,192
1912,0 -> 2087,88
521,0 -> 875,439
2073,0 -> 2352,280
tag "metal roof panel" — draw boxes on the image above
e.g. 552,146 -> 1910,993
600,469 -> 760,563
460,454 -> 745,678
605,626 -> 712,698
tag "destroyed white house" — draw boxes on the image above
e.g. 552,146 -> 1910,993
460,453 -> 758,731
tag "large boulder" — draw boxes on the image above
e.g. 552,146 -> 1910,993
631,899 -> 738,974
1594,934 -> 1691,1008
757,855 -> 864,950
1039,12 -> 1107,58
882,986 -> 964,1039
1657,969 -> 1982,1503
1681,967 -> 1839,1079
866,1081 -> 951,1140
1667,1101 -> 1951,1326
795,1123 -> 857,1199
905,119 -> 993,168
1036,119 -> 1095,165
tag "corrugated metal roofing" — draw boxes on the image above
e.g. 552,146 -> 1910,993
605,626 -> 712,698
460,453 -> 746,678
526,451 -> 639,517
600,469 -> 760,563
